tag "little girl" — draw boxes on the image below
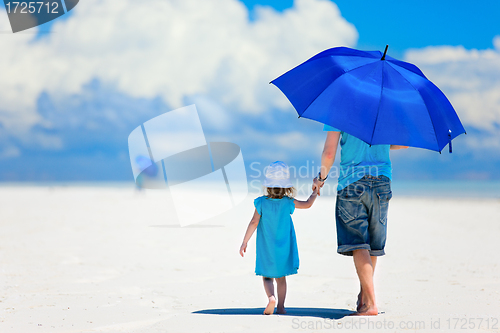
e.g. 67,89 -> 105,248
239,161 -> 318,315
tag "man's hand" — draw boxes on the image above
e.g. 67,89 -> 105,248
312,177 -> 325,196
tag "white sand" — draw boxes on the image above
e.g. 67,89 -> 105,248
0,186 -> 499,332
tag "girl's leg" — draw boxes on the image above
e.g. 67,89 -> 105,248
262,277 -> 276,315
275,277 -> 287,314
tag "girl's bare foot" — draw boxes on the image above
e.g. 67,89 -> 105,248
276,306 -> 286,315
263,296 -> 276,315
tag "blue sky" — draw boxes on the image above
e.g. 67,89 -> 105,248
243,0 -> 500,55
0,0 -> 499,182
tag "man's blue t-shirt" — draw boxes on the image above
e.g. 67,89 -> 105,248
323,125 -> 392,191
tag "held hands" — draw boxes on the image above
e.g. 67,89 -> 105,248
239,243 -> 247,257
312,177 -> 325,196
312,186 -> 319,195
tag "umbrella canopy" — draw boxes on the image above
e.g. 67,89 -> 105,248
271,46 -> 466,152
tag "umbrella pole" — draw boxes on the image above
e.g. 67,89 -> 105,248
381,45 -> 389,60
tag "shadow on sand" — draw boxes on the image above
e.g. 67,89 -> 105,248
149,225 -> 224,228
193,307 -> 353,319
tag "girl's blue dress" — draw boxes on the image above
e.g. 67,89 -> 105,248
254,196 -> 299,278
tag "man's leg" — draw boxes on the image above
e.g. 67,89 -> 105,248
356,177 -> 390,313
357,256 -> 377,311
352,250 -> 378,316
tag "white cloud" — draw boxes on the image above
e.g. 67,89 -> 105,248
404,37 -> 500,133
493,35 -> 500,51
232,126 -> 324,160
0,0 -> 357,140
187,95 -> 231,130
274,131 -> 313,151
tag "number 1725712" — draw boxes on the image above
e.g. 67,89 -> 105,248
446,318 -> 498,330
5,2 -> 60,14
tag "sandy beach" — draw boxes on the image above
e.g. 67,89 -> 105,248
1,186 -> 499,332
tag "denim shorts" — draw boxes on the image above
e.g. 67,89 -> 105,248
335,175 -> 392,256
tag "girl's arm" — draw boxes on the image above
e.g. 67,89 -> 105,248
239,209 -> 261,257
293,187 -> 319,209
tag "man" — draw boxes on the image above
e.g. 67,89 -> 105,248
312,125 -> 407,316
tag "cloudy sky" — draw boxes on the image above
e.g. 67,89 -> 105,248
0,0 -> 499,182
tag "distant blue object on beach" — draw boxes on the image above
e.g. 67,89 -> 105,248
135,155 -> 158,177
271,46 -> 466,153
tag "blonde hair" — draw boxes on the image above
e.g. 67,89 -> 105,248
264,187 -> 296,199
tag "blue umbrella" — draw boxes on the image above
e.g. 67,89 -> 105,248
271,46 -> 466,152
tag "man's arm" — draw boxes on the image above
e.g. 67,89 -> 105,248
313,131 -> 341,195
390,145 -> 409,150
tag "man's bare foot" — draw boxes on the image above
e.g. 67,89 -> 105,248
356,292 -> 363,312
276,306 -> 286,315
263,296 -> 276,315
350,304 -> 378,316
